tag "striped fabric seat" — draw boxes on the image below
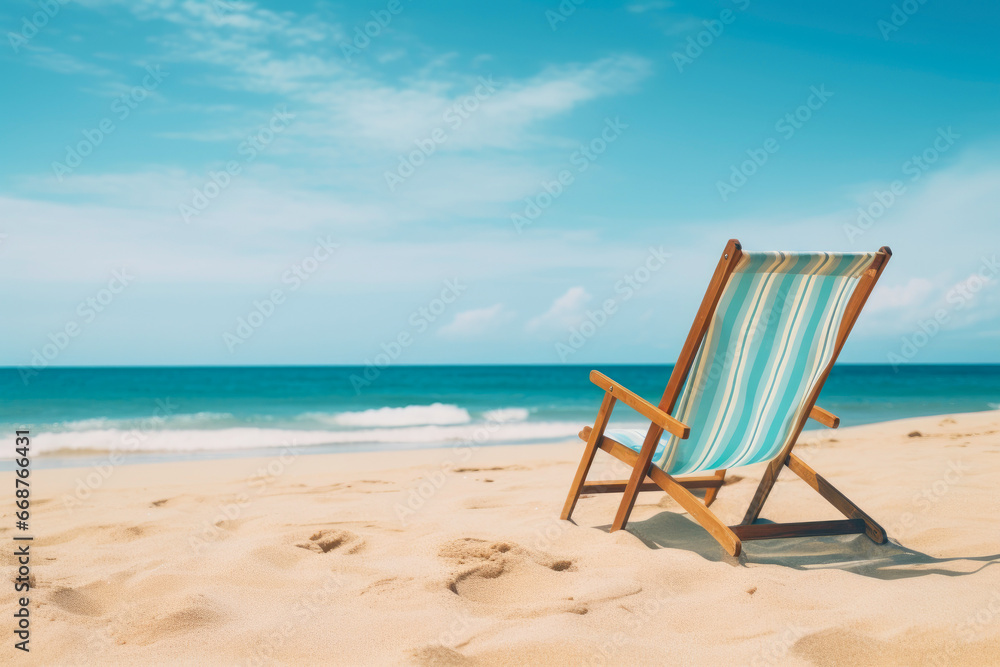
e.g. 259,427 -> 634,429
604,251 -> 875,476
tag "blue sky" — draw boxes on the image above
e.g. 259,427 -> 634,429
1,0 -> 999,367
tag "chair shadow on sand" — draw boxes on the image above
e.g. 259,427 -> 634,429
597,511 -> 1000,581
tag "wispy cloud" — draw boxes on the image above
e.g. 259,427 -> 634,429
68,0 -> 649,146
298,54 -> 650,152
868,277 -> 938,313
438,304 -> 511,338
627,1 -> 673,13
21,47 -> 117,78
5,0 -> 998,365
526,287 -> 591,334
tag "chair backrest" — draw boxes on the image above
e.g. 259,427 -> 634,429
658,251 -> 878,475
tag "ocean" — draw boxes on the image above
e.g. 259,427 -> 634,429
2,365 -> 999,470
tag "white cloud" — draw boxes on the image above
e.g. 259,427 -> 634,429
867,276 -> 937,313
21,0 -> 652,218
437,304 -> 511,338
625,1 -> 699,36
627,1 -> 673,13
451,55 -> 650,150
661,16 -> 704,35
525,286 -> 591,333
307,54 -> 651,152
22,47 -> 116,78
5,148 -> 1000,363
76,0 -> 649,155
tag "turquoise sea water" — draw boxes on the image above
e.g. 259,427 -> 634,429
2,365 -> 998,469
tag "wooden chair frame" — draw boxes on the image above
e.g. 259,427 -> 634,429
561,239 -> 892,557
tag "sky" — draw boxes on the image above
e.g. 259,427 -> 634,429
1,0 -> 999,367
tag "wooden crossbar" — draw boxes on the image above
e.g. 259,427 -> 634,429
785,453 -> 887,543
730,519 -> 865,541
582,481 -> 660,494
581,477 -> 723,494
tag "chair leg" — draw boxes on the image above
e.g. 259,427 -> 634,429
741,456 -> 783,525
561,393 -> 616,521
739,452 -> 887,545
610,429 -> 659,532
646,465 -> 742,557
702,469 -> 726,506
785,453 -> 887,543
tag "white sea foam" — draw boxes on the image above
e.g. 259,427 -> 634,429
305,403 -> 471,427
482,408 -> 530,423
51,412 -> 235,432
56,418 -> 121,431
25,421 -> 583,457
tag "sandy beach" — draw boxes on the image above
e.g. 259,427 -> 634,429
6,0 -> 999,664
5,410 -> 1000,666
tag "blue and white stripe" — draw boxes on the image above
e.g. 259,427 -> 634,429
603,251 -> 875,475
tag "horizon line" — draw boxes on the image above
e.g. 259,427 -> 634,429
3,362 -> 999,370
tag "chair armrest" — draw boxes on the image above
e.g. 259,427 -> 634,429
809,405 -> 840,429
589,370 -> 690,439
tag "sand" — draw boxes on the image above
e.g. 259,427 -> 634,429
3,410 -> 1000,666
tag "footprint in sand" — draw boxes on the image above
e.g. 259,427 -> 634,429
125,593 -> 226,646
49,586 -> 107,617
460,496 -> 507,510
295,529 -> 365,554
439,538 -> 641,617
360,576 -> 415,596
352,480 -> 398,494
439,539 -> 579,610
119,526 -> 148,539
409,645 -> 471,666
87,523 -> 163,544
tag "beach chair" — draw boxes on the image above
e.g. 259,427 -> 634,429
561,239 -> 892,557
